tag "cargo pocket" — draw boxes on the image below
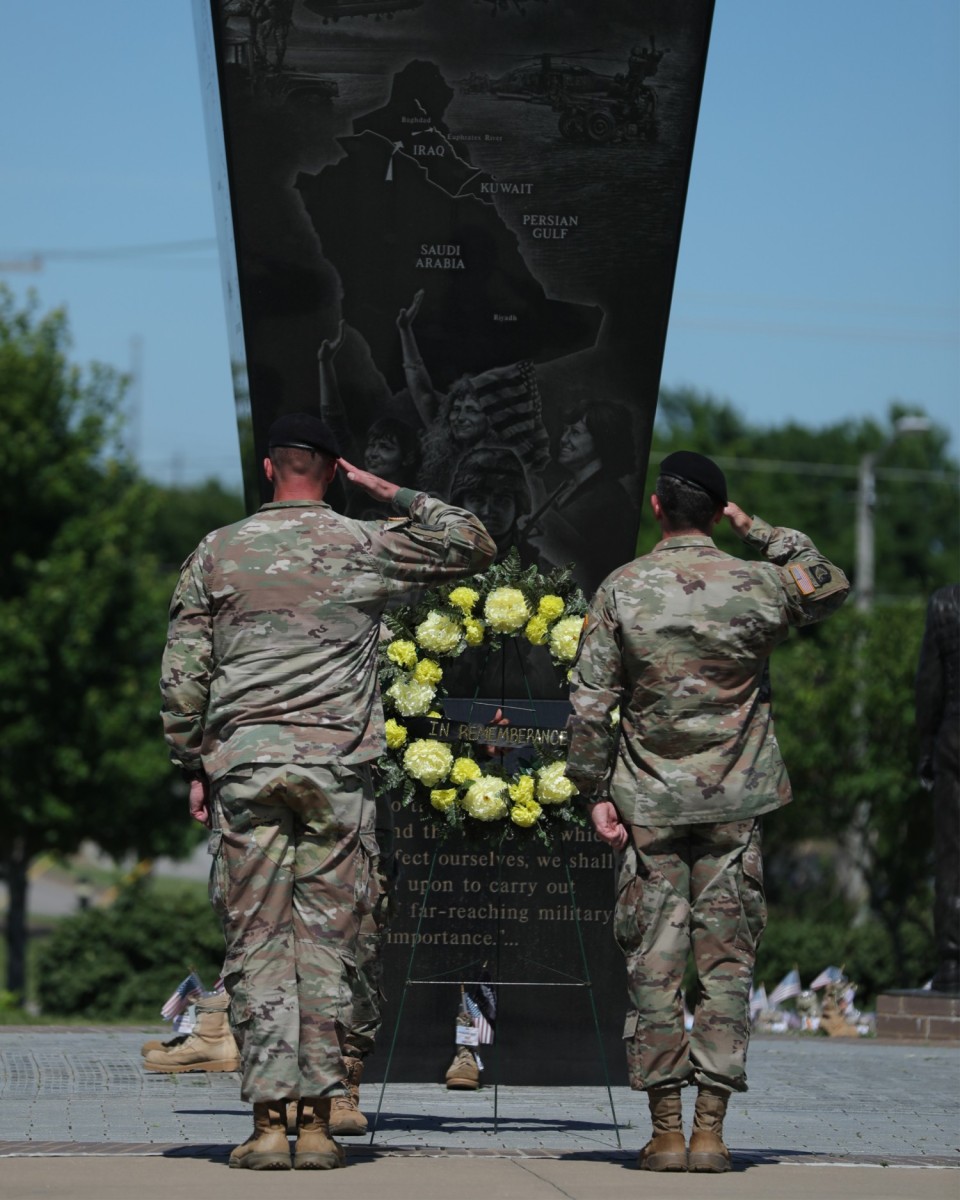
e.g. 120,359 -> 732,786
734,825 -> 767,952
613,847 -> 646,959
356,830 -> 381,917
220,948 -> 250,1038
207,829 -> 228,925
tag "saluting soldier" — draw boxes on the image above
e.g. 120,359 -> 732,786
160,413 -> 494,1171
565,450 -> 849,1173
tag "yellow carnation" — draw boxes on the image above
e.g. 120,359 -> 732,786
536,760 -> 578,804
384,718 -> 407,749
448,586 -> 480,614
450,756 -> 482,785
415,611 -> 462,655
402,739 -> 453,787
414,657 -> 443,687
387,639 -> 418,669
484,586 -> 530,634
430,788 -> 458,812
508,775 -> 535,806
510,801 -> 542,828
537,594 -> 565,622
461,777 -> 509,821
463,617 -> 485,646
385,677 -> 435,716
549,615 -> 585,662
524,615 -> 550,645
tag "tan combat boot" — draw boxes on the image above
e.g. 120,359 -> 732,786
688,1085 -> 731,1172
329,1055 -> 368,1136
142,991 -> 239,1073
638,1086 -> 687,1171
294,1098 -> 347,1170
228,1101 -> 292,1170
445,1046 -> 479,1090
140,1032 -> 187,1055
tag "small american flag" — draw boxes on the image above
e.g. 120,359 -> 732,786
160,972 -> 204,1021
809,965 -> 844,991
748,983 -> 768,1017
767,968 -> 803,1008
463,993 -> 494,1044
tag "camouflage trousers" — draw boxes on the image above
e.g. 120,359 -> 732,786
614,818 -> 766,1094
342,800 -> 397,1061
209,763 -> 380,1103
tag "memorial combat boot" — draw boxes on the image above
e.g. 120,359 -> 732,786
140,1032 -> 187,1055
638,1086 -> 687,1172
445,1046 -> 480,1090
294,1098 -> 347,1170
688,1085 -> 731,1173
228,1101 -> 292,1170
329,1055 -> 368,1136
142,991 -> 239,1073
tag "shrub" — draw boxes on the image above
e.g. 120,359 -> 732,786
754,906 -> 935,1006
34,881 -> 224,1020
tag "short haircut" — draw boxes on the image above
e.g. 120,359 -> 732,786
269,445 -> 335,480
655,473 -> 721,532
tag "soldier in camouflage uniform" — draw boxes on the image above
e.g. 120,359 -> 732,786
565,450 -> 849,1173
160,413 -> 495,1170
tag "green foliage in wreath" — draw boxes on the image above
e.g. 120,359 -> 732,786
376,549 -> 590,845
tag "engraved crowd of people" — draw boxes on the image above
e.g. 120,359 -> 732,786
317,289 -> 639,595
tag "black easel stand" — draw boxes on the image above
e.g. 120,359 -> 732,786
368,833 -> 622,1148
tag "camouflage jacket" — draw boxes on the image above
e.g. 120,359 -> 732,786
565,517 -> 849,825
160,489 -> 495,781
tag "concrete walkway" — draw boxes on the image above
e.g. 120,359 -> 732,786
0,1027 -> 957,1199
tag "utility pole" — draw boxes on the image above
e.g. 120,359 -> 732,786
854,416 -> 930,611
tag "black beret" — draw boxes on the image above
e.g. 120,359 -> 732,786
658,450 -> 727,506
267,412 -> 341,458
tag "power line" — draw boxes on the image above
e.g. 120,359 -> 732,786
0,239 -> 217,272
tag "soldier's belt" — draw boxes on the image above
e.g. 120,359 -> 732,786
405,716 -> 568,749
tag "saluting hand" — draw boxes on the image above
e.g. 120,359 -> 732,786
723,502 -> 753,537
338,458 -> 400,504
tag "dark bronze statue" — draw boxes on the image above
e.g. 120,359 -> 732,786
916,584 -> 960,994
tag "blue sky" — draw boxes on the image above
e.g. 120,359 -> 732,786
1,1 -> 957,491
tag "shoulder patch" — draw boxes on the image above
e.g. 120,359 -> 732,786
788,564 -> 817,596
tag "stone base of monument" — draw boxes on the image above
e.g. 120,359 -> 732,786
875,989 -> 960,1042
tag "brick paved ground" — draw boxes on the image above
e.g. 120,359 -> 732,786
0,1027 -> 957,1168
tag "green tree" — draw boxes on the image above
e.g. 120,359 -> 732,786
646,388 -> 959,598
766,601 -> 936,985
147,477 -> 244,571
0,288 -> 196,998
